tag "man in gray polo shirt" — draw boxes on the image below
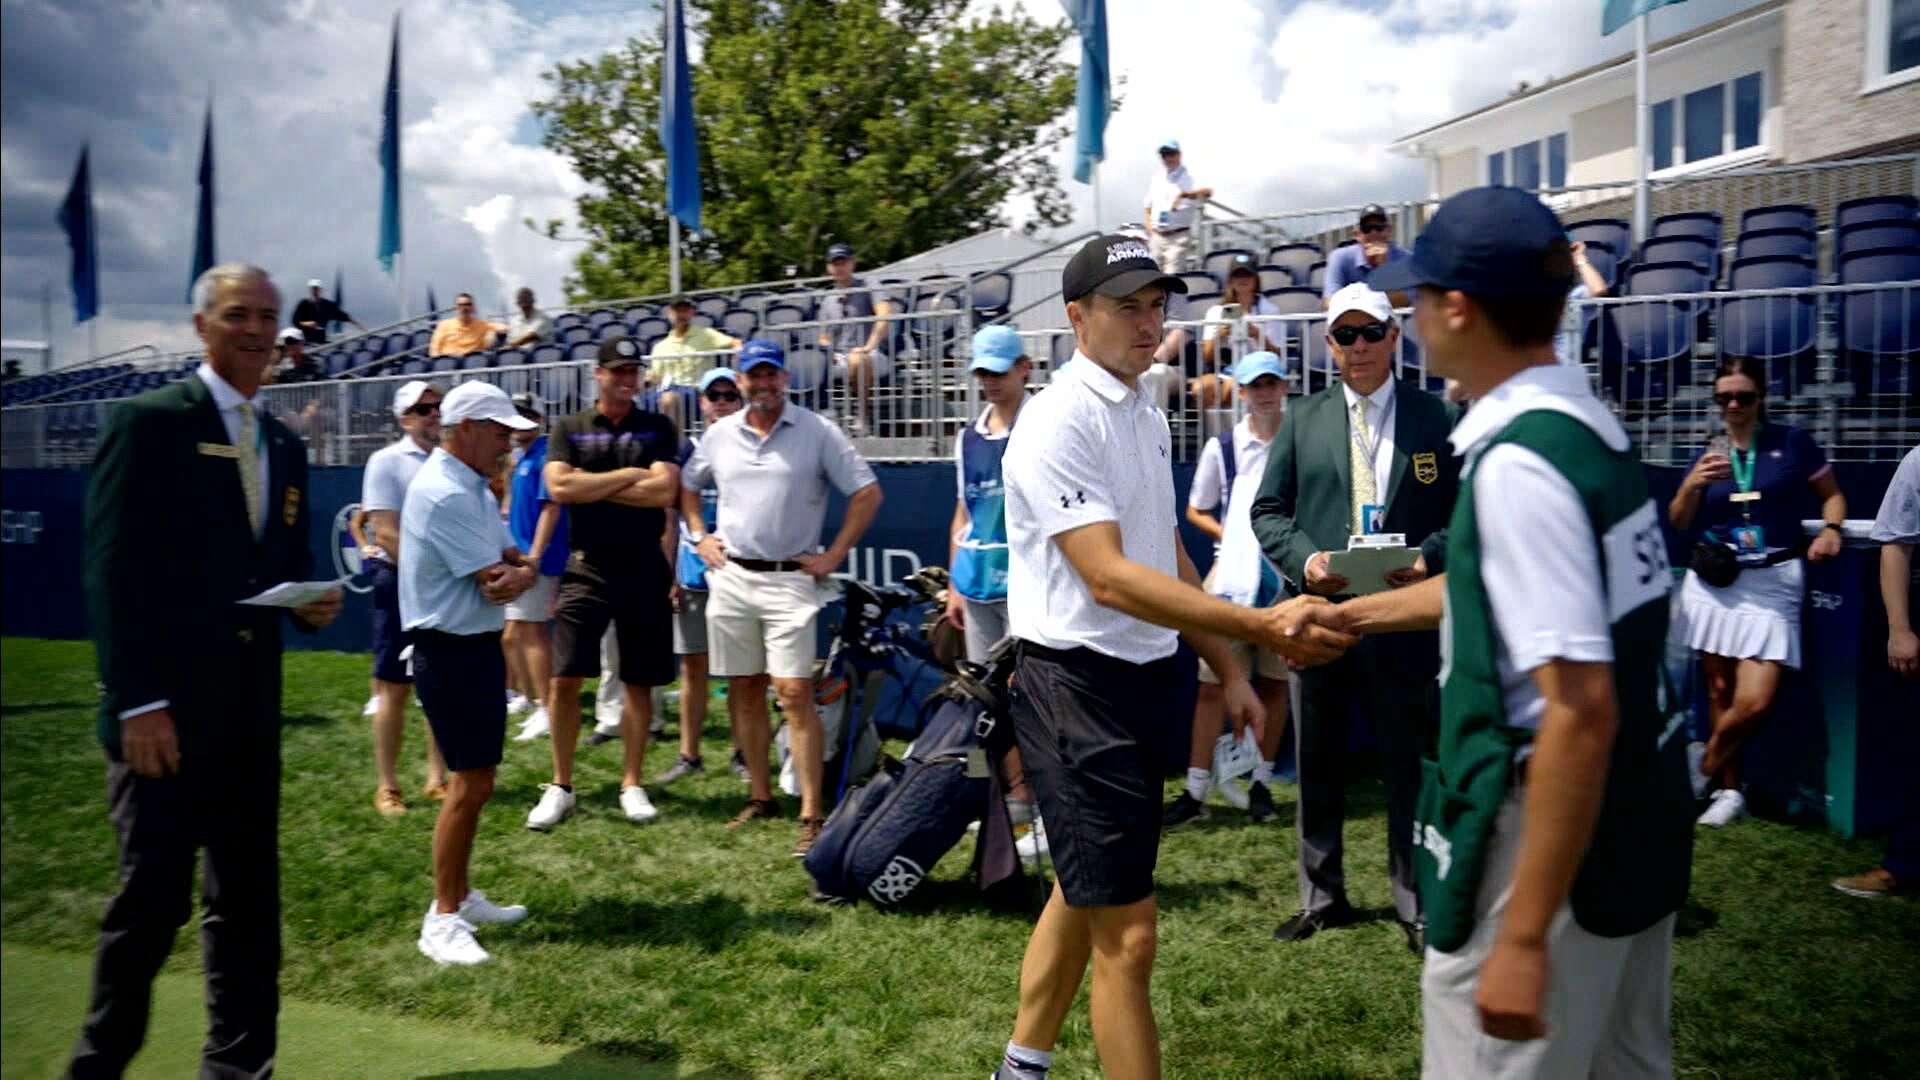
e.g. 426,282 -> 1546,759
683,337 -> 883,857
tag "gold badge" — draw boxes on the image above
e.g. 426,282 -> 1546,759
282,486 -> 300,526
1413,452 -> 1439,485
197,441 -> 239,459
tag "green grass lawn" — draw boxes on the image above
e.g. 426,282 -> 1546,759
4,637 -> 1918,1079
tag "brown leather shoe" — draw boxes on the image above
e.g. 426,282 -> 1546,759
421,781 -> 449,802
791,817 -> 826,858
373,787 -> 407,817
726,798 -> 782,830
1832,867 -> 1900,898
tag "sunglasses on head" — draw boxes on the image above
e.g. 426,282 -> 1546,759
408,402 -> 440,416
1714,390 -> 1759,407
705,389 -> 741,403
1329,322 -> 1391,346
1360,221 -> 1390,234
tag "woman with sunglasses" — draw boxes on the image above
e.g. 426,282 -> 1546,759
1189,259 -> 1282,419
1669,355 -> 1847,828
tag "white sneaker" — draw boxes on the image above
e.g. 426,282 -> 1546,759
592,717 -> 623,739
1015,816 -> 1049,862
418,911 -> 489,966
620,785 -> 659,824
1698,788 -> 1748,828
506,691 -> 532,717
1686,741 -> 1710,799
456,889 -> 527,926
362,696 -> 379,718
514,707 -> 551,742
526,784 -> 576,831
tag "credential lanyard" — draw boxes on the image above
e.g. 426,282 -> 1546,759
1729,443 -> 1757,520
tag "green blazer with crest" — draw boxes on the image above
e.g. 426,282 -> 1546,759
85,373 -> 314,750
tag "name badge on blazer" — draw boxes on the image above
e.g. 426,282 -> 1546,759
1412,452 -> 1439,485
282,486 -> 301,526
198,441 -> 239,459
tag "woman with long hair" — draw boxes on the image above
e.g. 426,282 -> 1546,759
1668,356 -> 1847,827
1189,260 -> 1282,411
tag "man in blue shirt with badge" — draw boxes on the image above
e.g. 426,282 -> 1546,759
505,393 -> 568,743
402,381 -> 539,966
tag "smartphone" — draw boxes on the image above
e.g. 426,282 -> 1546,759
1220,303 -> 1243,320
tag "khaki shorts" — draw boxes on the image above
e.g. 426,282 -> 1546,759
1149,229 -> 1193,273
1197,638 -> 1291,684
706,561 -> 822,679
504,573 -> 559,623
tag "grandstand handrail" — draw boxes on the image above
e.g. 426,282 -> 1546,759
977,230 -> 1101,328
1527,152 -> 1920,201
9,344 -> 165,406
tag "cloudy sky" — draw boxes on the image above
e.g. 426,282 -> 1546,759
1,0 -> 1761,366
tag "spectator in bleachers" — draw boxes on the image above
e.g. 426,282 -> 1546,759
1552,241 -> 1613,367
1192,258 -> 1283,415
1165,351 -> 1293,830
1669,356 -> 1847,829
1321,204 -> 1409,307
428,294 -> 505,358
655,367 -> 746,786
3,359 -> 21,381
1143,139 -> 1210,272
649,296 -> 740,434
275,328 -> 325,384
502,287 -> 553,348
815,243 -> 897,437
292,278 -> 365,345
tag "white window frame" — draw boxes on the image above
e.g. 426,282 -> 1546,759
1485,133 -> 1568,190
1649,70 -> 1770,179
1864,0 -> 1920,94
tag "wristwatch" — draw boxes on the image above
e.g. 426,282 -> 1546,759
689,530 -> 708,543
1820,522 -> 1843,534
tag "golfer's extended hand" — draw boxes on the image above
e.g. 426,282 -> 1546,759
1258,595 -> 1359,667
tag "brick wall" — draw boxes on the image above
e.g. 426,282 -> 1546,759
1782,0 -> 1920,163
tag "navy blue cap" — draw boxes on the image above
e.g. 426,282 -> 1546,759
1369,187 -> 1575,300
738,337 -> 785,371
826,243 -> 854,261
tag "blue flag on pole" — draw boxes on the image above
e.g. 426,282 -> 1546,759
427,284 -> 438,313
332,269 -> 345,334
378,13 -> 402,273
188,103 -> 215,301
1602,0 -> 1686,35
57,146 -> 98,324
1059,0 -> 1108,185
660,0 -> 701,231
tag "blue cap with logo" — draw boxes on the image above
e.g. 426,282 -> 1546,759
1232,351 -> 1289,386
825,242 -> 854,262
738,338 -> 785,371
1158,138 -> 1181,153
698,367 -> 740,392
969,325 -> 1026,374
1368,186 -> 1575,300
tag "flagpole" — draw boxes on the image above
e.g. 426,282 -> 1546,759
1091,162 -> 1102,233
670,217 -> 681,295
1633,12 -> 1650,245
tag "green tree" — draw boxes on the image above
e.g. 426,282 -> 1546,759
532,0 -> 1085,300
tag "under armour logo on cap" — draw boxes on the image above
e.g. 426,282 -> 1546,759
1105,240 -> 1152,264
1061,234 -> 1189,303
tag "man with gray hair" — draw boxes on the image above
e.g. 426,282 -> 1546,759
71,262 -> 342,1076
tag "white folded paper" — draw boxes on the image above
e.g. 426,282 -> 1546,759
238,577 -> 348,608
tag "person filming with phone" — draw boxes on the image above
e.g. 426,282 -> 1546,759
1669,356 -> 1847,828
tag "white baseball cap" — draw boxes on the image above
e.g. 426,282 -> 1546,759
306,278 -> 325,289
1326,282 -> 1396,325
441,381 -> 537,430
276,327 -> 305,345
391,379 -> 441,417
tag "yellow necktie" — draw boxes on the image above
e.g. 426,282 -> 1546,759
236,402 -> 263,535
1349,397 -> 1376,536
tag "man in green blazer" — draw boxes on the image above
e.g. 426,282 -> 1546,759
70,264 -> 341,1079
1250,283 -> 1461,956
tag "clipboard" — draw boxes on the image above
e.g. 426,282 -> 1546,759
238,577 -> 347,608
1327,533 -> 1418,596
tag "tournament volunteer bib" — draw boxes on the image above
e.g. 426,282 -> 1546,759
952,424 -> 1012,603
1418,410 -> 1694,953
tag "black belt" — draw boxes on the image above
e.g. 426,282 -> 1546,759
1015,639 -> 1175,675
732,557 -> 807,573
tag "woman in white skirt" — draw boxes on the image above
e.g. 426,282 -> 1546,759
1668,356 -> 1847,827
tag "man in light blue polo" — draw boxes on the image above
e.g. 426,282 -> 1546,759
401,381 -> 540,966
683,338 -> 883,856
1322,204 -> 1411,308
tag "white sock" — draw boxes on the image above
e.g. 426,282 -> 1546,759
1001,1042 -> 1052,1078
1186,767 -> 1211,802
1252,761 -> 1274,785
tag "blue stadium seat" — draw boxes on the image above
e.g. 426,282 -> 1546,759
594,322 -> 629,343
407,328 -> 432,351
336,351 -> 363,377
1601,300 -> 1697,401
1183,292 -> 1222,320
1740,204 -> 1816,236
431,353 -> 461,373
1838,221 -> 1920,258
1625,259 -> 1709,297
1300,317 -> 1335,391
695,296 -> 731,321
784,345 -> 830,393
967,272 -> 1013,319
1838,247 -> 1920,395
529,345 -> 564,366
721,308 -> 759,339
1727,255 -> 1816,292
1306,262 -> 1327,290
1835,194 -> 1919,231
1719,257 -> 1818,392
1264,243 -> 1322,286
1255,265 -> 1293,294
386,332 -> 412,356
631,317 -> 671,347
568,341 -> 601,361
1175,272 -> 1217,296
691,313 -> 716,330
586,308 -> 619,329
1263,287 -> 1322,316
495,348 -> 528,367
1202,249 -> 1257,288
552,312 -> 586,332
1050,333 -> 1075,369
1638,236 -> 1717,281
362,335 -> 388,359
623,304 -> 658,324
1734,227 -> 1816,263
1568,219 -> 1631,263
1651,211 -> 1722,246
910,291 -> 963,355
559,325 -> 594,346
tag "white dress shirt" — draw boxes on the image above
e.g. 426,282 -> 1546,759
1143,165 -> 1202,231
1342,376 -> 1398,500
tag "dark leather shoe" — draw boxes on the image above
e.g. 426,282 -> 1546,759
1247,781 -> 1276,824
1401,919 -> 1426,956
1163,792 -> 1208,828
1274,903 -> 1357,943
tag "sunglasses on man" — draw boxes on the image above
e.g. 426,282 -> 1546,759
705,389 -> 741,403
1360,221 -> 1390,234
1329,322 -> 1391,346
408,401 -> 440,416
1713,390 -> 1759,407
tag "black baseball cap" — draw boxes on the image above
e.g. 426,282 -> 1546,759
1369,186 -> 1575,300
1061,234 -> 1189,304
667,295 -> 694,308
1358,203 -> 1389,225
597,335 -> 644,367
826,242 -> 854,261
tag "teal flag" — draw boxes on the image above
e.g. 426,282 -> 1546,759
1603,0 -> 1687,35
377,14 -> 401,272
188,103 -> 215,301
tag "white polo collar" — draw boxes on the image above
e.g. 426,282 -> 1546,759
1063,353 -> 1142,407
1449,362 -> 1629,459
1340,376 -> 1395,415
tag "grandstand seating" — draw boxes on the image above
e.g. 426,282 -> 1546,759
1741,204 -> 1816,235
1839,222 -> 1920,258
695,296 -> 731,321
1255,265 -> 1293,294
1735,226 -> 1816,262
1201,248 -> 1257,287
1835,194 -> 1919,230
967,272 -> 1013,321
1568,219 -> 1631,263
1639,235 -> 1719,281
1838,246 -> 1920,395
1651,211 -> 1722,246
1265,243 -> 1322,286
